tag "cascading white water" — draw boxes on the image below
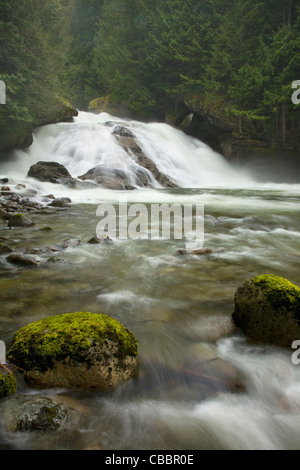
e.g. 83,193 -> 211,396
6,111 -> 253,191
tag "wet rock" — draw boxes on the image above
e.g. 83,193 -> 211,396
39,208 -> 56,215
0,178 -> 9,184
6,254 -> 39,268
0,370 -> 17,399
115,135 -> 178,189
79,166 -> 135,190
182,316 -> 236,344
88,236 -> 113,245
112,125 -> 136,138
57,238 -> 81,249
191,248 -> 213,256
8,312 -> 139,391
0,244 -> 14,255
18,189 -> 38,198
0,208 -> 10,220
49,197 -> 72,208
8,214 -> 35,228
23,247 -> 53,256
8,193 -> 20,202
47,256 -> 69,264
20,200 -> 43,211
1,186 -> 12,196
176,249 -> 188,256
27,161 -> 73,185
232,274 -> 300,348
0,396 -> 71,432
175,248 -> 213,257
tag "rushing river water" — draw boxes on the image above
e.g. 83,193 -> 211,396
0,112 -> 300,450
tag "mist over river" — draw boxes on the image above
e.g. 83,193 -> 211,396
0,112 -> 299,450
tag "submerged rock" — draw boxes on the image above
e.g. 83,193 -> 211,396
6,254 -> 39,268
8,214 -> 35,228
232,274 -> 300,348
0,244 -> 13,255
191,248 -> 213,256
176,249 -> 188,256
57,238 -> 81,249
8,312 -> 139,391
0,208 -> 10,220
175,248 -> 213,257
88,236 -> 113,245
0,395 -> 71,432
0,370 -> 17,399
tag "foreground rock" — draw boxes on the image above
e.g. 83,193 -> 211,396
6,254 -> 39,268
8,312 -> 139,391
0,370 -> 17,398
232,274 -> 300,348
0,396 -> 71,432
8,214 -> 35,228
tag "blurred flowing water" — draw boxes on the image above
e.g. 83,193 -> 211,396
0,113 -> 299,450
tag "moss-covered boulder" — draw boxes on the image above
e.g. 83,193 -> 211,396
8,312 -> 138,391
232,275 -> 300,348
0,370 -> 17,398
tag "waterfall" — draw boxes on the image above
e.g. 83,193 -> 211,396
3,111 -> 252,192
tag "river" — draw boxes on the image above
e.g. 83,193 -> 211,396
0,112 -> 299,450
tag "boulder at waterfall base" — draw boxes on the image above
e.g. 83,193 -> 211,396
27,161 -> 74,185
232,274 -> 300,348
8,312 -> 138,391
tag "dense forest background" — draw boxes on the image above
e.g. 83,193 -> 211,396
0,0 -> 300,159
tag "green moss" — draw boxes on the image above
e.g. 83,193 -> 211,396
0,371 -> 17,398
8,312 -> 138,373
251,274 -> 300,310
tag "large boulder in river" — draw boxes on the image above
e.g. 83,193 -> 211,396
7,312 -> 139,391
232,274 -> 300,348
27,161 -> 75,186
